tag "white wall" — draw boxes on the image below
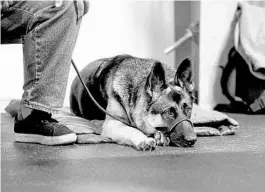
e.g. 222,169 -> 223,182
0,0 -> 176,108
199,0 -> 238,109
0,44 -> 24,100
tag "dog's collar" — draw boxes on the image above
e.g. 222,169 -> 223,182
167,118 -> 194,134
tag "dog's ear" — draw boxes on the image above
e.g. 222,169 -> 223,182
174,58 -> 194,92
145,61 -> 166,99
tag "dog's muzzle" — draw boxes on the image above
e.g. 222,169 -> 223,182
167,119 -> 197,147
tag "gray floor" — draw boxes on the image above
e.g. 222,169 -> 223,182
1,112 -> 265,192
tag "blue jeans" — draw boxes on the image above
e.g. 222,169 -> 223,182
1,1 -> 88,114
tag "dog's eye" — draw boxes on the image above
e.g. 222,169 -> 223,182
163,107 -> 177,120
183,103 -> 192,117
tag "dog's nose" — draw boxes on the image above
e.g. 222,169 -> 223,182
184,135 -> 197,146
169,120 -> 197,147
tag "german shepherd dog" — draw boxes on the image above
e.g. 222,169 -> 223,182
70,55 -> 197,151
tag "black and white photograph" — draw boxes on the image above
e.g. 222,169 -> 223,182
1,0 -> 265,191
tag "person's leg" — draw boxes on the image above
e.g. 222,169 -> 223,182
1,1 -> 88,145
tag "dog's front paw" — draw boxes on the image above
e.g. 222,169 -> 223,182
136,138 -> 156,151
154,131 -> 170,146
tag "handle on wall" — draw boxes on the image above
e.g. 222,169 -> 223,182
164,21 -> 200,55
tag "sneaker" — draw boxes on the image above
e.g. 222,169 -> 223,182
14,110 -> 77,145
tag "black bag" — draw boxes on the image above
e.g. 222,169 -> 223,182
214,47 -> 265,114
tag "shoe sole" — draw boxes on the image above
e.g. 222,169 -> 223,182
15,133 -> 77,145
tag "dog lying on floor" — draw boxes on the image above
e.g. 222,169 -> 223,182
70,55 -> 197,151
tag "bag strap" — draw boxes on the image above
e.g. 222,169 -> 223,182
220,47 -> 251,112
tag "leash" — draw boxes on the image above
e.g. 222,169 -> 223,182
71,59 -> 135,128
71,59 -> 193,133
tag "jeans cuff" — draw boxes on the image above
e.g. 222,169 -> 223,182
20,100 -> 62,114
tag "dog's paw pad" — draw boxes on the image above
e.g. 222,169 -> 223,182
154,131 -> 170,146
136,138 -> 156,151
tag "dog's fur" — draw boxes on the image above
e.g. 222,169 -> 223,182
70,55 -> 197,150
